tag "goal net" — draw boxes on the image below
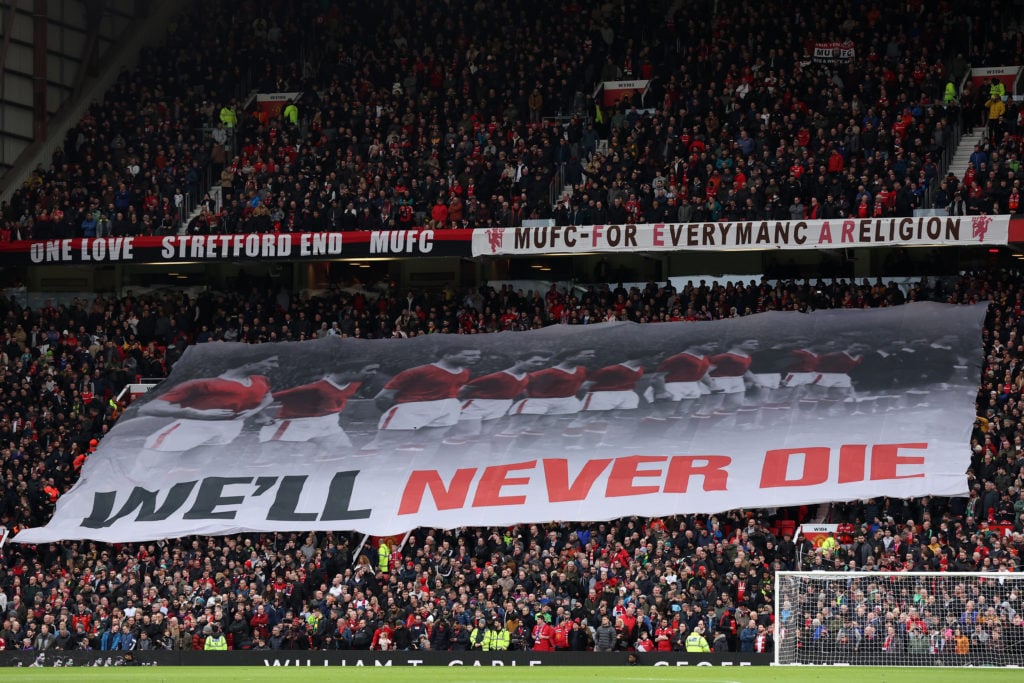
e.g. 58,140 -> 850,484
774,571 -> 1024,666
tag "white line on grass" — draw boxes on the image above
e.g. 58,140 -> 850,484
616,679 -> 742,683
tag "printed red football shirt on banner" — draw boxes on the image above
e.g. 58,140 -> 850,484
272,380 -> 362,418
656,352 -> 710,382
461,370 -> 528,399
525,366 -> 587,397
384,365 -> 470,403
158,376 -> 270,413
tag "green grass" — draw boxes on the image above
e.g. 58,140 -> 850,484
3,667 -> 1024,683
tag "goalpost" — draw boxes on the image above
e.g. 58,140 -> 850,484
774,571 -> 1024,667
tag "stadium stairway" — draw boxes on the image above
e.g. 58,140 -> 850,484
809,503 -> 830,523
180,203 -> 202,235
179,185 -> 224,234
946,130 -> 985,182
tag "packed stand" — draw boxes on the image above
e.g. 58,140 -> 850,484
1,0 -> 1018,244
0,0 -> 316,241
209,0 -> 998,233
941,76 -> 1024,217
779,572 -> 1024,665
0,267 -> 1021,654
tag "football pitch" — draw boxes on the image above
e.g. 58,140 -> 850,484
4,667 -> 1023,683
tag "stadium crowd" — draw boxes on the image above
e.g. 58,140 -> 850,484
0,0 -> 1019,243
0,0 -> 1023,660
0,267 -> 1021,655
782,571 -> 1024,665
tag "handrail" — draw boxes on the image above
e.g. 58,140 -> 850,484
921,109 -> 961,210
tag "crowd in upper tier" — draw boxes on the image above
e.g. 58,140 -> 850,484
1,0 -> 1021,244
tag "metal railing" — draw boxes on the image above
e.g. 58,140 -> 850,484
548,163 -> 566,210
916,65 -> 973,211
920,107 -> 963,211
174,40 -> 305,232
176,143 -> 217,232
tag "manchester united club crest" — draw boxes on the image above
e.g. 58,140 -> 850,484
485,227 -> 505,253
972,214 -> 991,241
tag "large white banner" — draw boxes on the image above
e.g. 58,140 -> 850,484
15,303 -> 984,543
471,215 -> 1010,256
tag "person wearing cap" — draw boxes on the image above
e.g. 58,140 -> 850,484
204,623 -> 227,650
685,623 -> 710,652
469,617 -> 488,650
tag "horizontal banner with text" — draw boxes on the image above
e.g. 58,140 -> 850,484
0,229 -> 471,265
471,215 -> 1010,255
0,650 -> 772,667
0,215 -> 1016,265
